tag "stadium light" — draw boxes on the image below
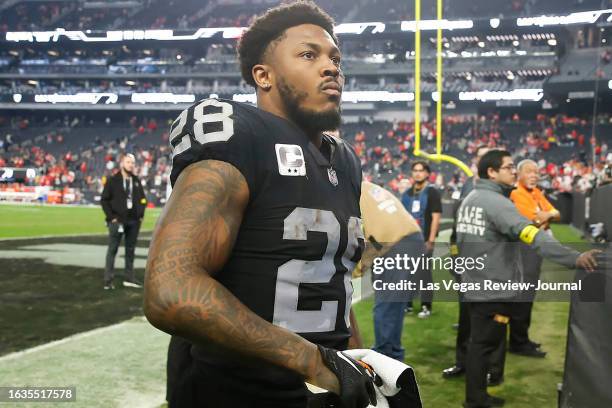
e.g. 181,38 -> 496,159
459,89 -> 543,102
232,91 -> 415,104
131,93 -> 196,104
5,24 -> 389,44
5,27 -> 246,43
401,19 -> 474,31
516,9 -> 612,27
334,22 -> 386,35
34,93 -> 118,104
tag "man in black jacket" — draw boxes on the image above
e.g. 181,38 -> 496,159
101,153 -> 147,289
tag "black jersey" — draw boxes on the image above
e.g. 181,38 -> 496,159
168,98 -> 364,399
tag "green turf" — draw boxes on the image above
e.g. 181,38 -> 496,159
0,204 -> 161,238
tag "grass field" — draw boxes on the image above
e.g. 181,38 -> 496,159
0,204 -> 585,407
0,204 -> 161,238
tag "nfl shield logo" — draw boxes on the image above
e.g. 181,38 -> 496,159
327,168 -> 338,186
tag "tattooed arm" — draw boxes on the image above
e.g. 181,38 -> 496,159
144,160 -> 339,392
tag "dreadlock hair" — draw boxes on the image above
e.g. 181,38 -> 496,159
237,1 -> 338,88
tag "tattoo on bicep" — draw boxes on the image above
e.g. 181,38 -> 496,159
145,160 -> 247,322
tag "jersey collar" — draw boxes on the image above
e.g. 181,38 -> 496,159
307,134 -> 337,168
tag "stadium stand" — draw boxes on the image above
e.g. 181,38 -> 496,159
2,0 -> 607,31
2,110 -> 610,206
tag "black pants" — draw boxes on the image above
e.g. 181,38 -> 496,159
170,361 -> 309,408
454,293 -> 504,380
465,302 -> 510,407
509,243 -> 543,349
104,219 -> 140,284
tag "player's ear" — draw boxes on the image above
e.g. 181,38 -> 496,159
252,64 -> 272,91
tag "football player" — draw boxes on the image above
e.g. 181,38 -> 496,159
145,2 -> 376,407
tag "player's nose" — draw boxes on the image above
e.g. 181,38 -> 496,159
321,59 -> 340,79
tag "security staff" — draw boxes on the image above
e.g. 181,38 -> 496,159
443,146 -> 507,383
456,150 -> 599,408
101,153 -> 147,289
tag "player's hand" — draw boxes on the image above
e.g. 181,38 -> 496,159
111,218 -> 118,224
576,249 -> 601,272
316,345 -> 377,408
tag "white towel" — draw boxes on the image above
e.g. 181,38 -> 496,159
344,349 -> 422,408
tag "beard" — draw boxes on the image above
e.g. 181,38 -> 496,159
277,76 -> 341,135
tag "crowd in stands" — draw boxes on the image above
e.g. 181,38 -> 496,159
0,114 -> 173,205
353,112 -> 612,196
0,1 -> 72,32
1,111 -> 611,206
1,0 -> 609,33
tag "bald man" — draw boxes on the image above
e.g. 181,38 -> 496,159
509,159 -> 560,357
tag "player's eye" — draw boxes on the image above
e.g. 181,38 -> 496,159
331,56 -> 341,67
301,51 -> 315,60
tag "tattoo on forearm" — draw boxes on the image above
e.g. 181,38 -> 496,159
145,160 -> 317,377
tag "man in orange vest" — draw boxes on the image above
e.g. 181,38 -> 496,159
509,159 -> 560,357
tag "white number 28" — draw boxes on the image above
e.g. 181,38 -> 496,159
273,208 -> 364,333
169,99 -> 234,156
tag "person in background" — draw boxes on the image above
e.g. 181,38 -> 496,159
361,181 -> 424,361
457,150 -> 599,408
101,153 -> 147,290
401,161 -> 442,318
508,159 -> 561,357
443,146 -> 505,384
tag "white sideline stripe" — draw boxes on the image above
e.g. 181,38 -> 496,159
0,318 -> 146,362
0,202 -> 100,208
0,231 -> 154,242
0,232 -> 108,241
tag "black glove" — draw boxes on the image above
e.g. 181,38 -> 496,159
317,345 -> 377,408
